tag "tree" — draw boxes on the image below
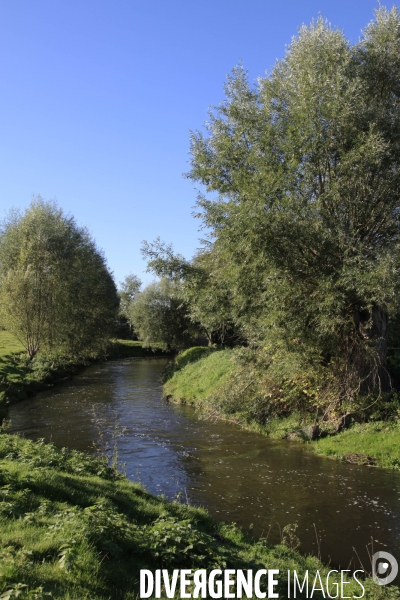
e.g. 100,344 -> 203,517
118,273 -> 142,338
129,278 -> 197,351
142,238 -> 240,346
0,197 -> 119,359
119,273 -> 142,318
187,7 -> 400,400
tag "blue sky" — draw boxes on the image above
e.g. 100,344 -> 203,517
0,0 -> 390,286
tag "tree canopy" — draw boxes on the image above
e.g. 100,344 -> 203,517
129,278 -> 197,351
146,7 -> 400,410
187,7 -> 400,399
0,198 -> 119,359
119,273 -> 142,319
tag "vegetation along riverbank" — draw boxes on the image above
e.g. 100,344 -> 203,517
124,6 -> 400,483
164,348 -> 400,470
0,330 -> 166,420
0,432 -> 397,600
2,6 -> 400,597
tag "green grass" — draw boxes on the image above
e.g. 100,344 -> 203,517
164,348 -> 400,471
0,332 -> 30,417
0,433 -> 396,599
0,332 -> 87,413
0,331 -> 27,390
312,421 -> 400,469
172,346 -> 215,371
0,331 -> 24,358
163,349 -> 234,404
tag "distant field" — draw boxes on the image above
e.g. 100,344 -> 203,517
0,330 -> 24,357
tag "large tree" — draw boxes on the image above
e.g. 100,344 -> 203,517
188,7 -> 400,399
0,198 -> 119,358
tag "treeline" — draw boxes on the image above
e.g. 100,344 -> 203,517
128,6 -> 400,424
0,198 -> 120,360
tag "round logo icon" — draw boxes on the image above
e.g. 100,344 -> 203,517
372,551 -> 398,586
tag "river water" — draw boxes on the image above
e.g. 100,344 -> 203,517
8,357 -> 400,573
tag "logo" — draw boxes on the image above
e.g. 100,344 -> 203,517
372,552 -> 398,586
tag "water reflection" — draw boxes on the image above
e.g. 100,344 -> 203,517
8,358 -> 400,571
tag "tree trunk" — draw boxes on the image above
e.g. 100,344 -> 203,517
353,304 -> 390,393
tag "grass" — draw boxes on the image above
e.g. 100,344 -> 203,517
172,346 -> 215,371
0,331 -> 24,358
164,347 -> 400,471
0,331 -> 27,391
0,332 -> 31,419
163,348 -> 234,404
0,432 -> 397,599
312,421 -> 400,468
0,330 -> 92,415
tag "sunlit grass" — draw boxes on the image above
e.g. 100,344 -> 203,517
312,421 -> 400,469
164,348 -> 400,471
164,349 -> 234,403
0,330 -> 24,358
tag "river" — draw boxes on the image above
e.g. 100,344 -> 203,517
8,357 -> 400,574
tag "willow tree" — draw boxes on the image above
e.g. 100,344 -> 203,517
129,278 -> 196,351
188,7 -> 400,399
0,198 -> 119,359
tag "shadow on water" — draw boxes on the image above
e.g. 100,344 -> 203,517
8,357 -> 400,573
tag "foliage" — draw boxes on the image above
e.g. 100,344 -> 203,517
0,198 -> 119,359
179,6 -> 400,409
129,278 -> 198,351
142,239 -> 241,345
117,274 -> 142,338
106,339 -> 162,359
281,523 -> 300,551
118,273 -> 142,318
143,516 -> 216,565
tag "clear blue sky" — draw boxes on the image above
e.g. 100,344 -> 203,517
0,0 -> 390,286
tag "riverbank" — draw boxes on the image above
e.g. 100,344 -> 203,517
163,348 -> 400,470
0,432 -> 397,599
0,331 -> 168,418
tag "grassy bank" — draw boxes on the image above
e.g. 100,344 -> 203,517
312,421 -> 400,468
0,432 -> 396,599
163,347 -> 234,404
164,348 -> 400,471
